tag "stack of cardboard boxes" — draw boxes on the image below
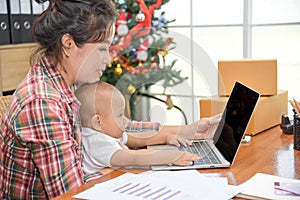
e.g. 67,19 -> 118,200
199,59 -> 288,135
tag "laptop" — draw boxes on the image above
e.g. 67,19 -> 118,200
148,81 -> 260,170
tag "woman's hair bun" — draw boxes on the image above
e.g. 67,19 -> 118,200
35,0 -> 48,4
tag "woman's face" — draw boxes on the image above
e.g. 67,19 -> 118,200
73,28 -> 115,85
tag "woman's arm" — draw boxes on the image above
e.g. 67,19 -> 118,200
126,114 -> 222,148
126,131 -> 168,147
158,114 -> 222,139
126,130 -> 192,148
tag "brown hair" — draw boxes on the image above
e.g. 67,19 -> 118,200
30,0 -> 118,66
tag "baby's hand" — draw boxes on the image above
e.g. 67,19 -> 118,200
166,134 -> 192,147
172,152 -> 200,166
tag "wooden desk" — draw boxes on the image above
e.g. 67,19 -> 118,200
53,125 -> 300,200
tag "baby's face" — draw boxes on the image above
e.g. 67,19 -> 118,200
100,88 -> 129,138
111,90 -> 129,134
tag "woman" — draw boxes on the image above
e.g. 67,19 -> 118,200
0,0 -> 220,199
0,0 -> 118,199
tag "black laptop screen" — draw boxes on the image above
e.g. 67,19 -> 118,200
213,82 -> 260,163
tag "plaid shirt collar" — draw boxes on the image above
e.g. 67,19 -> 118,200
39,56 -> 79,106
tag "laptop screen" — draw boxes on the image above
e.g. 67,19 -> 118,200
213,81 -> 260,163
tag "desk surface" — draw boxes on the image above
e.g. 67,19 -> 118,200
53,125 -> 300,200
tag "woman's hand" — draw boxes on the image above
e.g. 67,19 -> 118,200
194,113 -> 222,140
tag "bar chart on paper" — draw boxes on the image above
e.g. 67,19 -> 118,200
110,181 -> 188,200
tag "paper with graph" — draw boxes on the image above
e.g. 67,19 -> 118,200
73,170 -> 243,200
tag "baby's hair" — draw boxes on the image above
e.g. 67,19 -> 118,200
31,0 -> 118,65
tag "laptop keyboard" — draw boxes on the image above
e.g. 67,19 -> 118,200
178,141 -> 222,165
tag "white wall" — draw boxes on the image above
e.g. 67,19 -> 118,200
145,0 -> 300,125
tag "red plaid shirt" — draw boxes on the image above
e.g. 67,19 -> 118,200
0,57 -> 84,199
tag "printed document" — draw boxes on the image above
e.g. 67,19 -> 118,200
74,170 -> 243,200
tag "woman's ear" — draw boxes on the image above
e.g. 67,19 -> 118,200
91,114 -> 102,132
61,34 -> 74,58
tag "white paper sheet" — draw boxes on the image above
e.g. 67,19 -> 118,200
74,170 -> 243,200
237,173 -> 300,200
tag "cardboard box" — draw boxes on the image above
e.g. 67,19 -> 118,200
218,59 -> 278,96
199,90 -> 288,135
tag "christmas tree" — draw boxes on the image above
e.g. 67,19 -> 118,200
101,0 -> 187,119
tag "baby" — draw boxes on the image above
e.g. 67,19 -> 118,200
75,81 -> 200,174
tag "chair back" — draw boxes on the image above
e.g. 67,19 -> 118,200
0,95 -> 12,119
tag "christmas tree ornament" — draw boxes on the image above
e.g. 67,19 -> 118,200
114,63 -> 123,75
138,60 -> 143,67
116,11 -> 129,36
137,38 -> 149,61
127,84 -> 136,94
121,4 -> 128,11
136,10 -> 145,22
153,13 -> 167,28
130,48 -> 137,57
